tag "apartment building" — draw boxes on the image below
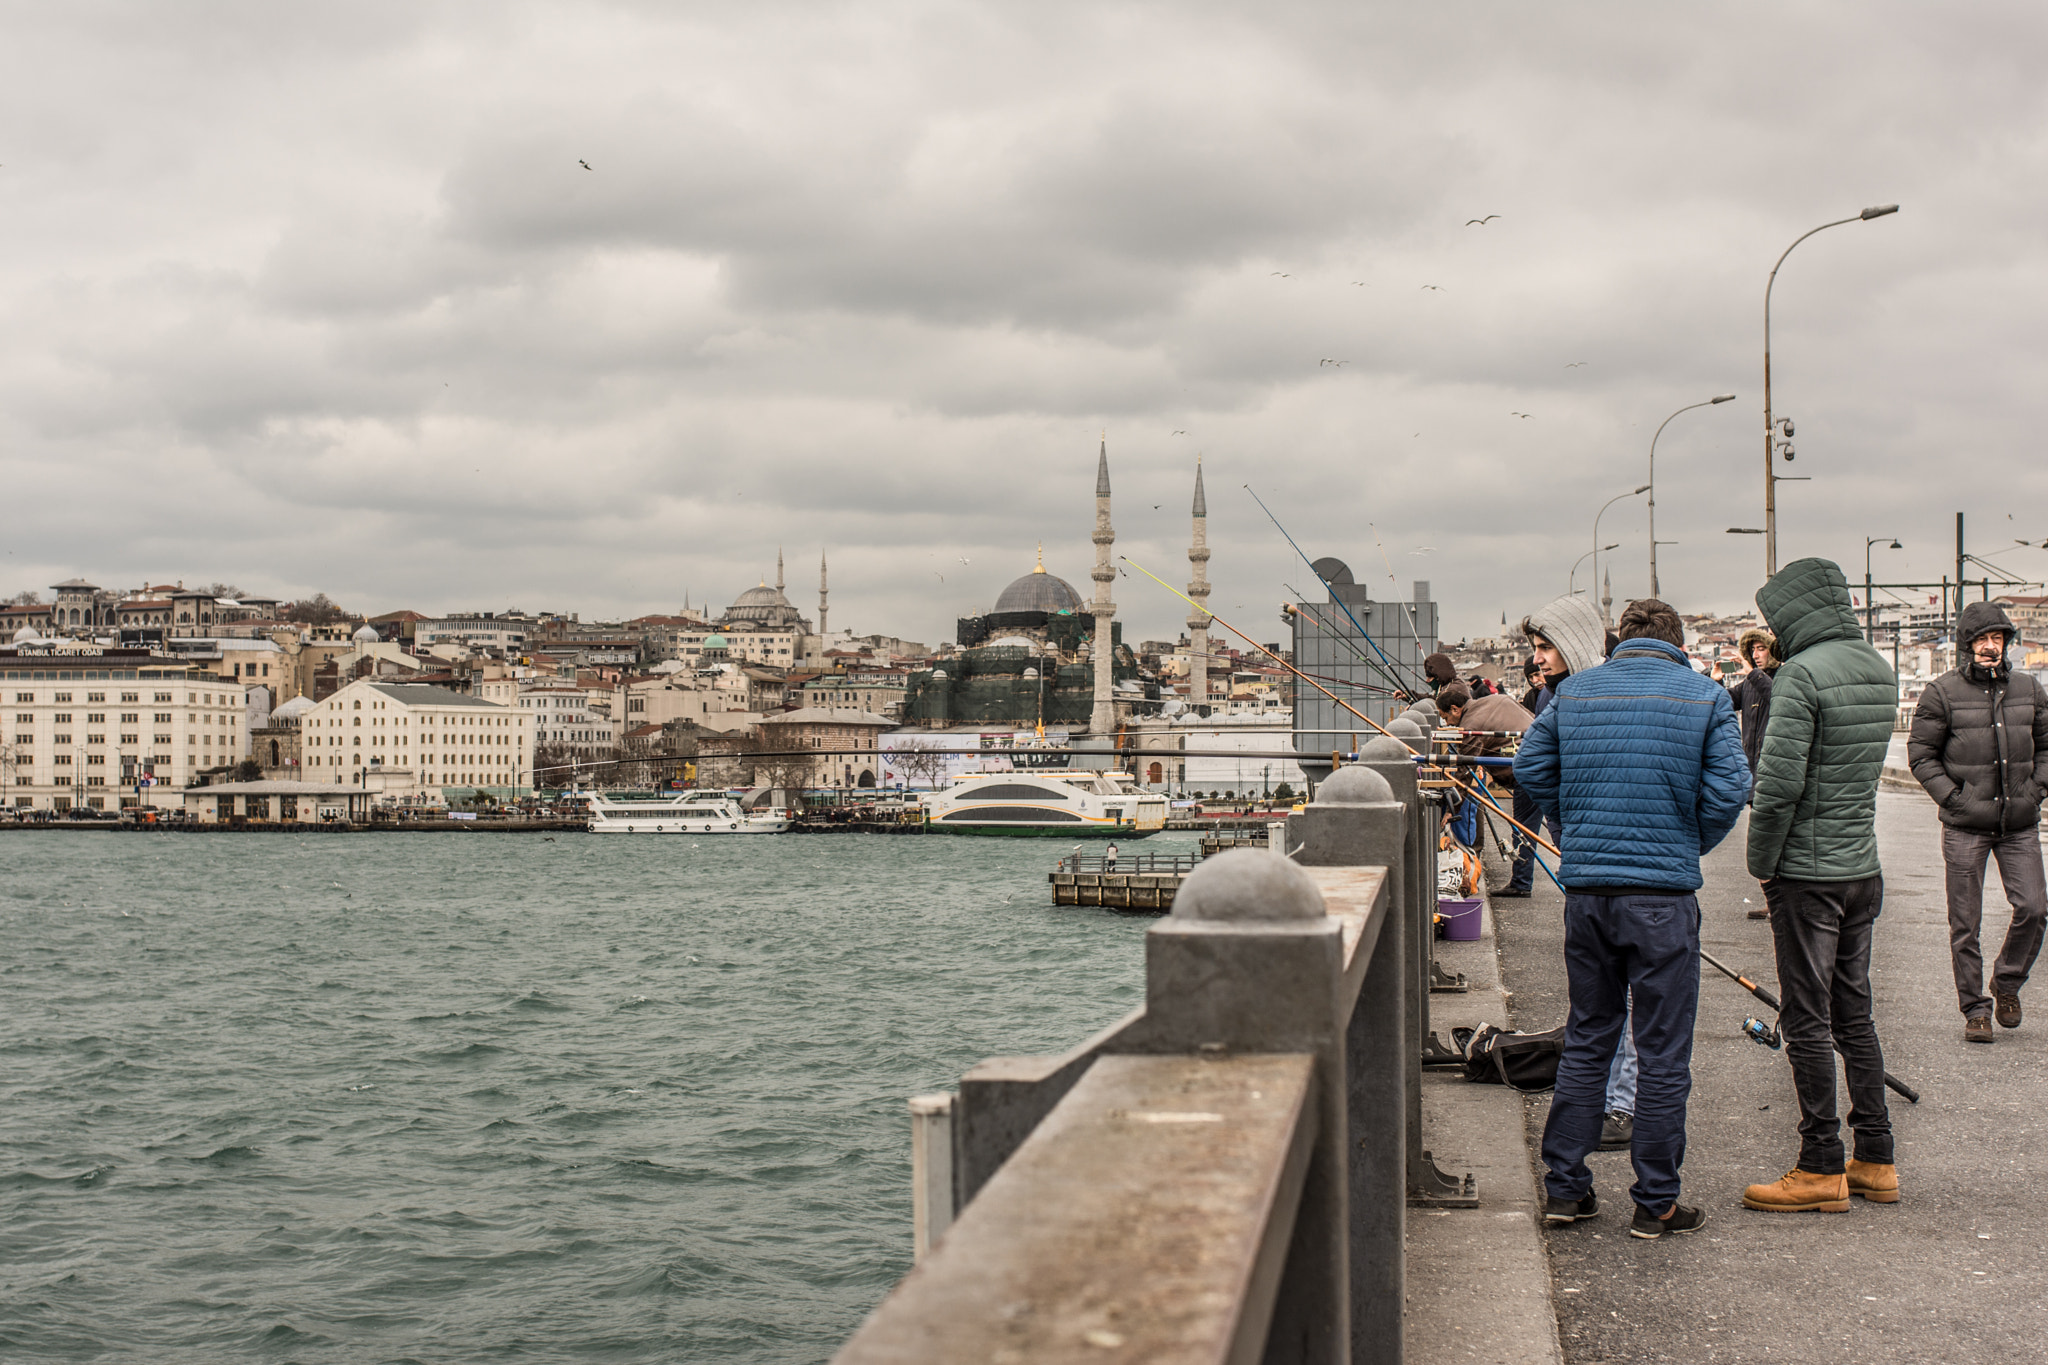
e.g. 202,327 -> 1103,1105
1,641 -> 250,811
298,678 -> 532,797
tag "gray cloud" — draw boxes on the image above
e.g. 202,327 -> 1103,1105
4,1 -> 2048,647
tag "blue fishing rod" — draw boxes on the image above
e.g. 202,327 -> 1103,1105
1245,485 -> 1429,697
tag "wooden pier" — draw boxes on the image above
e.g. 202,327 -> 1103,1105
1048,851 -> 1200,911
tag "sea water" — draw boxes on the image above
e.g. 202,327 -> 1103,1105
0,829 -> 1164,1362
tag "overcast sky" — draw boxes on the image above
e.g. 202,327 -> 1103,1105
6,1 -> 2046,648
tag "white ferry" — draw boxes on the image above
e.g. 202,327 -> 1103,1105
584,790 -> 792,835
920,771 -> 1168,838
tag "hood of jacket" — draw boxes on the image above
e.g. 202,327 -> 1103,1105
1957,600 -> 2016,653
1757,557 -> 1862,660
1523,593 -> 1607,677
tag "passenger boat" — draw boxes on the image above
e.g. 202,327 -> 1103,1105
919,770 -> 1168,837
584,790 -> 792,834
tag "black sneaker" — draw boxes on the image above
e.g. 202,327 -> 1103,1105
1542,1190 -> 1599,1226
1598,1110 -> 1634,1151
1494,887 -> 1533,899
1629,1202 -> 1706,1239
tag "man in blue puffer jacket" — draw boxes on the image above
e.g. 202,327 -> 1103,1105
1515,597 -> 1750,1239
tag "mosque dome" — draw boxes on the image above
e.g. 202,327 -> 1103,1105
992,551 -> 1085,615
702,634 -> 728,650
721,579 -> 807,631
12,624 -> 37,643
352,624 -> 379,642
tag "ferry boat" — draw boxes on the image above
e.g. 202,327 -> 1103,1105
584,790 -> 792,834
919,770 -> 1168,837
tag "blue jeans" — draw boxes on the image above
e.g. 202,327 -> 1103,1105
1541,890 -> 1701,1213
1607,995 -> 1637,1113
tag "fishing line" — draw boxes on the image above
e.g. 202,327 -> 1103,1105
1242,485 -> 1426,695
1120,552 -> 1561,858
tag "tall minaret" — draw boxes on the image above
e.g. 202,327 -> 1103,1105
819,549 -> 829,636
1601,565 -> 1614,629
1090,436 -> 1117,735
1186,456 -> 1211,712
776,547 -> 785,594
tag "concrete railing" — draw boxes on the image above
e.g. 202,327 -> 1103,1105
837,750 -> 1435,1365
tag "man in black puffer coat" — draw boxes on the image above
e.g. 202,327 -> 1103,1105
1909,601 -> 2048,1043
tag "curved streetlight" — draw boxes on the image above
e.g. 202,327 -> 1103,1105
1648,394 -> 1737,597
1762,204 -> 1899,578
1592,485 -> 1651,618
1571,544 -> 1621,595
1864,536 -> 1903,644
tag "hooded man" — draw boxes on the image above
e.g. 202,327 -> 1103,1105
1499,593 -> 1608,897
1743,559 -> 1899,1214
1908,600 -> 2048,1043
1422,652 -> 1460,698
1516,597 -> 1749,1238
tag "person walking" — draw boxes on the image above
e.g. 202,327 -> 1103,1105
1734,629 -> 1780,919
1518,598 -> 1749,1238
1742,558 -> 1900,1213
1908,601 -> 2048,1044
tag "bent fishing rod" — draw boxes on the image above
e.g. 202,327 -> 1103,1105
1243,485 -> 1429,697
1120,554 -> 1562,861
1699,948 -> 1920,1104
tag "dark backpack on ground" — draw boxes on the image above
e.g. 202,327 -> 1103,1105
1454,1022 -> 1565,1092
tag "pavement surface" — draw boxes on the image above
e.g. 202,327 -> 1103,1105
1494,789 -> 2048,1365
1406,892 -> 1564,1365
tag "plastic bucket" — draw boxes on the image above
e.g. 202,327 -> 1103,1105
1437,896 -> 1484,941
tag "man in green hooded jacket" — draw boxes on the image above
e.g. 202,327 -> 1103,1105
1742,558 -> 1899,1214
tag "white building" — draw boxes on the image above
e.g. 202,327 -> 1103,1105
299,678 -> 532,798
3,636 -> 252,811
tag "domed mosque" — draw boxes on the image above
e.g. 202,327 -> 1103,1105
904,440 -> 1158,731
717,550 -> 814,635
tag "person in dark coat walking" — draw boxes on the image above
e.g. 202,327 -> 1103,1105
1908,600 -> 2048,1043
1733,628 -> 1779,918
1742,559 -> 1899,1213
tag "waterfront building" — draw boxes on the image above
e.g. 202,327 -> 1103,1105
754,707 -> 893,789
299,678 -> 532,798
1,636 -> 251,811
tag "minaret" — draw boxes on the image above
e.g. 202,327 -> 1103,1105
819,549 -> 829,636
1186,456 -> 1212,712
1090,436 -> 1117,735
776,547 -> 785,594
1601,566 -> 1614,629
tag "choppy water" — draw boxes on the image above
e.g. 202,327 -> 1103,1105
0,830 -> 1161,1362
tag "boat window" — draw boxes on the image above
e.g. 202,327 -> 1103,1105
960,783 -> 1068,801
939,807 -> 1083,822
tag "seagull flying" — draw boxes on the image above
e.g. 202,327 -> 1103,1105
1172,429 -> 1187,435
1420,284 -> 1443,291
1565,361 -> 1588,368
579,159 -> 592,170
1511,411 -> 1534,419
1319,358 -> 1348,367
1270,271 -> 1292,278
1465,215 -> 1500,226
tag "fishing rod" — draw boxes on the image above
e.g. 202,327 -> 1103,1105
1366,520 -> 1431,662
1120,554 -> 1562,861
1242,485 -> 1428,696
1699,948 -> 1920,1103
1279,580 -> 1424,697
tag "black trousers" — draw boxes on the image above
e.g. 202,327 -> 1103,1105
1764,875 -> 1893,1171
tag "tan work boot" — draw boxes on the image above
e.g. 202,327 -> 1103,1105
1742,1169 -> 1850,1213
1845,1159 -> 1899,1204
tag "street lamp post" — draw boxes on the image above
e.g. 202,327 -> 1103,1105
1762,204 -> 1898,578
1592,486 -> 1650,612
1649,394 -> 1737,597
1864,536 -> 1903,644
1571,544 -> 1620,596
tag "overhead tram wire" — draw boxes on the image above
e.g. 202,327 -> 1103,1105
1243,485 -> 1428,697
1119,553 -> 1562,863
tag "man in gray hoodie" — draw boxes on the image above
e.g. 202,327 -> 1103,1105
1909,601 -> 2048,1043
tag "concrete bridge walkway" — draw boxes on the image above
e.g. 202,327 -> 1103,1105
1439,789 -> 2048,1364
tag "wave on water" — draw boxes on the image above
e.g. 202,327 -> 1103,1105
0,830 -> 1149,1363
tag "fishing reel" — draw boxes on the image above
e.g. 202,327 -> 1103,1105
1742,1016 -> 1782,1050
